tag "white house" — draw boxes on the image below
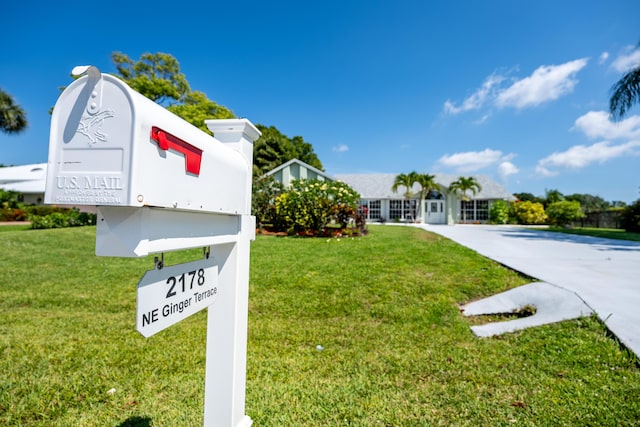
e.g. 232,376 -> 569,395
0,163 -> 47,205
334,173 -> 514,225
263,159 -> 514,225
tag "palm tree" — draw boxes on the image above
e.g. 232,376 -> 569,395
0,89 -> 28,134
448,176 -> 482,223
391,172 -> 417,199
414,173 -> 440,219
391,172 -> 418,221
610,42 -> 640,121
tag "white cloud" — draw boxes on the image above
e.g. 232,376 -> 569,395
498,161 -> 519,179
536,140 -> 640,176
443,73 -> 505,115
332,144 -> 349,153
573,110 -> 640,140
444,58 -> 589,116
611,46 -> 640,72
438,148 -> 510,173
538,109 -> 640,176
495,58 -> 589,109
599,51 -> 609,65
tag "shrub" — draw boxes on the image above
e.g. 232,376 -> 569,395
489,200 -> 509,224
29,208 -> 96,229
509,201 -> 547,225
274,179 -> 361,235
0,189 -> 21,209
546,200 -> 585,227
252,175 -> 284,229
0,208 -> 28,221
620,199 -> 640,233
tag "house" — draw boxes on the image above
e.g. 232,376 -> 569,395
264,159 -> 514,225
0,163 -> 47,205
334,173 -> 514,225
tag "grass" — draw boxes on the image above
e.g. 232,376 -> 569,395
546,226 -> 640,242
1,225 -> 639,426
0,223 -> 31,232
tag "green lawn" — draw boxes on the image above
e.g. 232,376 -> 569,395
1,226 -> 639,426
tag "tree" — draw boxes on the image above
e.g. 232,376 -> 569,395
544,188 -> 564,207
620,199 -> 640,232
112,52 -> 190,106
565,193 -> 608,214
448,176 -> 482,223
111,52 -> 235,133
252,125 -> 323,177
391,172 -> 417,200
610,42 -> 640,121
513,192 -> 544,204
290,136 -> 323,172
546,200 -> 585,227
0,88 -> 27,134
414,173 -> 440,219
167,90 -> 234,133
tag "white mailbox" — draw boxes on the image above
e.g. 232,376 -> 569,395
45,66 -> 258,215
45,66 -> 261,258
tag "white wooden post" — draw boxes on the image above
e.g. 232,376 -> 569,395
203,120 -> 259,427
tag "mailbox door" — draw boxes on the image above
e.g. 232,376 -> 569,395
45,73 -> 134,207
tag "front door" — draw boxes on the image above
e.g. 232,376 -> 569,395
425,200 -> 446,224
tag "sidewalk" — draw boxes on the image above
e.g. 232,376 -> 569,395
418,224 -> 640,357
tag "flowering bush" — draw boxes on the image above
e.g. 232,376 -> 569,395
509,201 -> 547,225
274,179 -> 362,235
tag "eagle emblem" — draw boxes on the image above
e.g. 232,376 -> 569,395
76,109 -> 115,145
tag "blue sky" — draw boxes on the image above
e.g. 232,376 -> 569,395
2,0 -> 640,203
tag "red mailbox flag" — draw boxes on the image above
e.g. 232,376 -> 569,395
151,126 -> 203,176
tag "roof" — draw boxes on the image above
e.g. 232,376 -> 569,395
262,158 -> 332,181
333,173 -> 514,200
0,163 -> 47,194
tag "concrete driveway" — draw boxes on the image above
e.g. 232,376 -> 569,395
419,224 -> 640,357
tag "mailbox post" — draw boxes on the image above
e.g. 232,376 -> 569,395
45,66 -> 260,427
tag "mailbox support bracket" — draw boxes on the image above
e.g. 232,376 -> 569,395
96,206 -> 254,257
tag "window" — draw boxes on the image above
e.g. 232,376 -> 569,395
475,200 -> 489,221
360,199 -> 381,220
460,200 -> 489,222
390,199 -> 416,221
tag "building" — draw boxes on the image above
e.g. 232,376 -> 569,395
264,159 -> 514,225
0,163 -> 47,205
334,173 -> 514,225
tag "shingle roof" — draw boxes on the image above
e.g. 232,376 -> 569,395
333,173 -> 514,200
